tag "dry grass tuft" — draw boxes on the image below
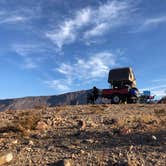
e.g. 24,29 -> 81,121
116,113 -> 162,132
0,110 -> 42,136
154,108 -> 166,116
127,152 -> 145,166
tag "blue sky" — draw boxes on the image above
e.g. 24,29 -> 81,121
0,0 -> 166,99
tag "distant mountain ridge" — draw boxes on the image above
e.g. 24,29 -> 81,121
0,90 -> 90,112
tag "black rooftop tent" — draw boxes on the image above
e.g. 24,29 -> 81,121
108,67 -> 136,88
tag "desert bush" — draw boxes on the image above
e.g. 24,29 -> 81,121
127,152 -> 145,166
8,110 -> 42,136
116,114 -> 161,132
0,110 -> 41,137
154,108 -> 166,116
117,116 -> 141,129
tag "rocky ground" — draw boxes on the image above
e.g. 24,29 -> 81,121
0,104 -> 165,166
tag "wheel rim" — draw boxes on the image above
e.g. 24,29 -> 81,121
113,96 -> 120,103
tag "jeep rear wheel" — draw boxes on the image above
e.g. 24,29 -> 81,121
112,95 -> 121,104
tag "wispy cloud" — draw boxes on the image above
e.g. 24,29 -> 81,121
46,51 -> 117,92
0,4 -> 42,25
132,16 -> 166,33
84,1 -> 130,39
13,43 -> 48,56
46,8 -> 92,48
0,15 -> 26,24
84,23 -> 108,38
45,79 -> 71,92
45,1 -> 131,48
22,57 -> 37,69
12,43 -> 49,69
141,84 -> 166,91
13,44 -> 37,69
152,78 -> 166,83
143,16 -> 166,27
57,52 -> 116,79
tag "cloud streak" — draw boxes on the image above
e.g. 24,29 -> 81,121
46,51 -> 117,92
57,52 -> 116,79
12,43 -> 56,69
45,1 -> 131,48
0,15 -> 26,24
84,0 -> 130,39
12,44 -> 38,69
46,8 -> 92,48
152,78 -> 166,83
45,79 -> 71,92
132,16 -> 166,33
0,4 -> 43,25
143,16 -> 166,27
84,23 -> 109,38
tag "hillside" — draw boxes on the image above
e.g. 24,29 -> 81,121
0,90 -> 89,112
0,104 -> 165,165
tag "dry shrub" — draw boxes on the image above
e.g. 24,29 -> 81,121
117,114 -> 161,132
154,108 -> 166,116
11,110 -> 41,136
127,152 -> 145,166
117,116 -> 141,129
0,110 -> 41,137
34,105 -> 43,110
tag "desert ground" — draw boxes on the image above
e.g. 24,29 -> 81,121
0,104 -> 165,166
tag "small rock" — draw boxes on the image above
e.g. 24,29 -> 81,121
12,140 -> 18,144
0,139 -> 4,143
152,135 -> 157,141
36,121 -> 48,130
129,145 -> 134,151
88,121 -> 98,128
77,120 -> 86,130
86,139 -> 94,144
80,150 -> 85,154
29,140 -> 34,145
71,154 -> 76,158
0,152 -> 13,165
119,152 -> 123,157
87,153 -> 91,157
55,159 -> 72,166
47,119 -> 53,126
53,117 -> 63,126
64,159 -> 72,166
68,145 -> 77,149
25,147 -> 32,152
121,128 -> 131,134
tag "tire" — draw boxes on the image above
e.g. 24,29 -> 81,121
127,97 -> 138,104
132,98 -> 138,103
112,94 -> 121,104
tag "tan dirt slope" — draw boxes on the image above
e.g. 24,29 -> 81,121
0,104 -> 165,165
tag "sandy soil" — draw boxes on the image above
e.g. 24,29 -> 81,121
0,104 -> 165,166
